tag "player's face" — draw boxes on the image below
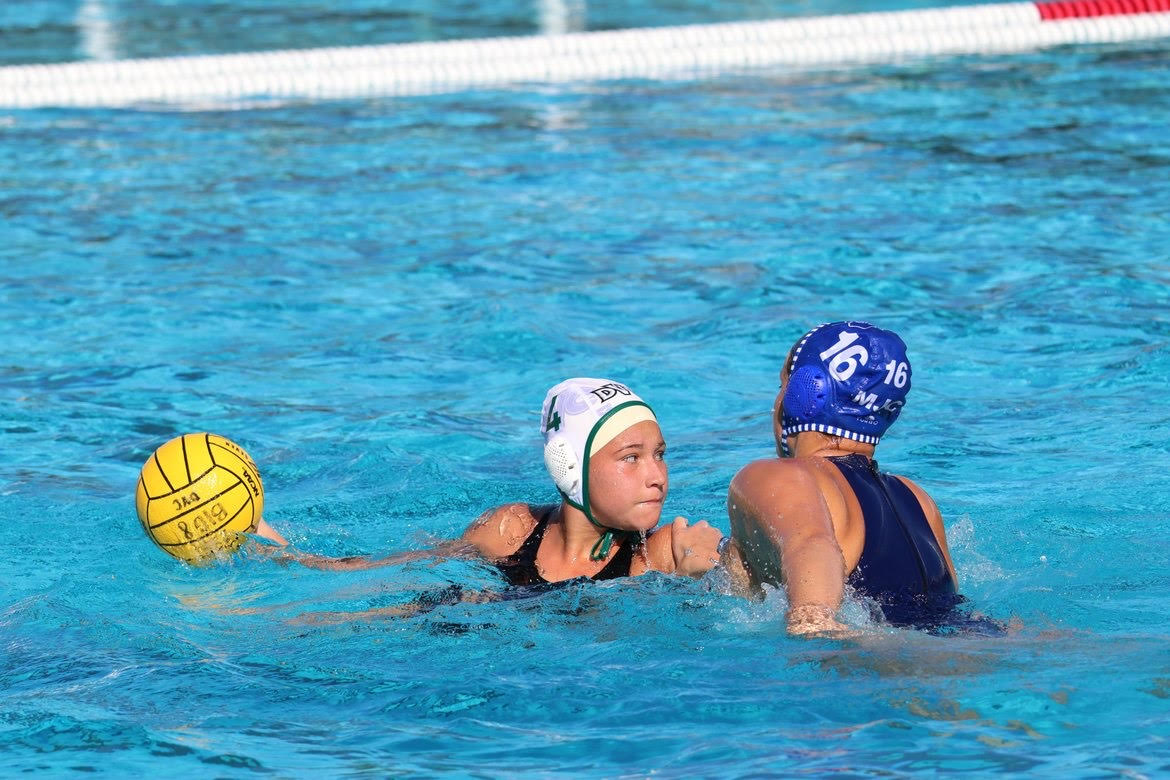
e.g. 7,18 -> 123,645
587,420 -> 668,533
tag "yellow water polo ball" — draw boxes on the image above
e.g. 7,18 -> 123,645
135,433 -> 264,563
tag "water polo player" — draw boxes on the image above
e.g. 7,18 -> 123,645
280,377 -> 722,585
464,377 -> 722,584
723,321 -> 966,635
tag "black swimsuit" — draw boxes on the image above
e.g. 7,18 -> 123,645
830,454 -> 985,631
495,505 -> 637,586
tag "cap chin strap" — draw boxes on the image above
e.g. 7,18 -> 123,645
589,528 -> 618,561
560,490 -> 621,561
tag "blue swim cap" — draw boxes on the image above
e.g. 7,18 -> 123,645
781,321 -> 911,447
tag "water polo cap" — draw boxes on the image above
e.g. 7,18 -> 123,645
781,321 -> 911,452
541,378 -> 657,560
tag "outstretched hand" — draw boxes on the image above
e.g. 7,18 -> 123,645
669,517 -> 723,577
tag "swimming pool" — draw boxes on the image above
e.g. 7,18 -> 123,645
2,1 -> 1169,775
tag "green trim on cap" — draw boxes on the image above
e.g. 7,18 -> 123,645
559,489 -> 584,514
579,399 -> 654,561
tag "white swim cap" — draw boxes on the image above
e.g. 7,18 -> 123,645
540,378 -> 657,518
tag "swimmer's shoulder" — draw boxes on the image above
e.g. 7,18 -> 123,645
729,456 -> 833,505
460,502 -> 544,558
729,457 -> 854,542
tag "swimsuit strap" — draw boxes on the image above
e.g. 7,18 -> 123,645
495,505 -> 557,587
516,505 -> 554,565
591,531 -> 638,581
495,505 -> 638,585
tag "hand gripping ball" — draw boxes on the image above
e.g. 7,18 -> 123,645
135,433 -> 264,563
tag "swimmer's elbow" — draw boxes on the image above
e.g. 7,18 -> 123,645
461,503 -> 532,558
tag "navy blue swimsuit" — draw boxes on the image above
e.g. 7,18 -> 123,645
830,454 -> 985,631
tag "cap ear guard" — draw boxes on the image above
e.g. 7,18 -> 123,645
543,436 -> 581,506
783,364 -> 832,422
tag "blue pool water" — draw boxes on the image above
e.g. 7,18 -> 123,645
3,2 -> 1170,776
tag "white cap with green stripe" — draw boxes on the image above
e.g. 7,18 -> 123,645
541,378 -> 657,559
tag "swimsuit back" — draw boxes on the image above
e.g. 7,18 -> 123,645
831,454 -> 960,626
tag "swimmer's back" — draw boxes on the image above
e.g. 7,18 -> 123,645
729,455 -> 955,595
829,454 -> 956,603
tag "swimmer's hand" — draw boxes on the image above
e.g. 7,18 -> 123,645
670,517 -> 723,577
786,604 -> 857,638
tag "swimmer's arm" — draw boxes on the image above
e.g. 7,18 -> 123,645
250,503 -> 536,571
776,519 -> 850,635
269,540 -> 479,571
728,461 -> 849,635
249,517 -> 475,571
290,588 -> 498,625
897,476 -> 959,588
290,604 -> 422,625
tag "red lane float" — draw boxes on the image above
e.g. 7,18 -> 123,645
1037,0 -> 1170,19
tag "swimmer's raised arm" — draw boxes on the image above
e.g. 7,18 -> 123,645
249,503 -> 544,572
268,503 -> 542,571
728,460 -> 851,635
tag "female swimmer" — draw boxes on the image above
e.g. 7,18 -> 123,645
467,377 -> 721,583
264,377 -> 722,583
